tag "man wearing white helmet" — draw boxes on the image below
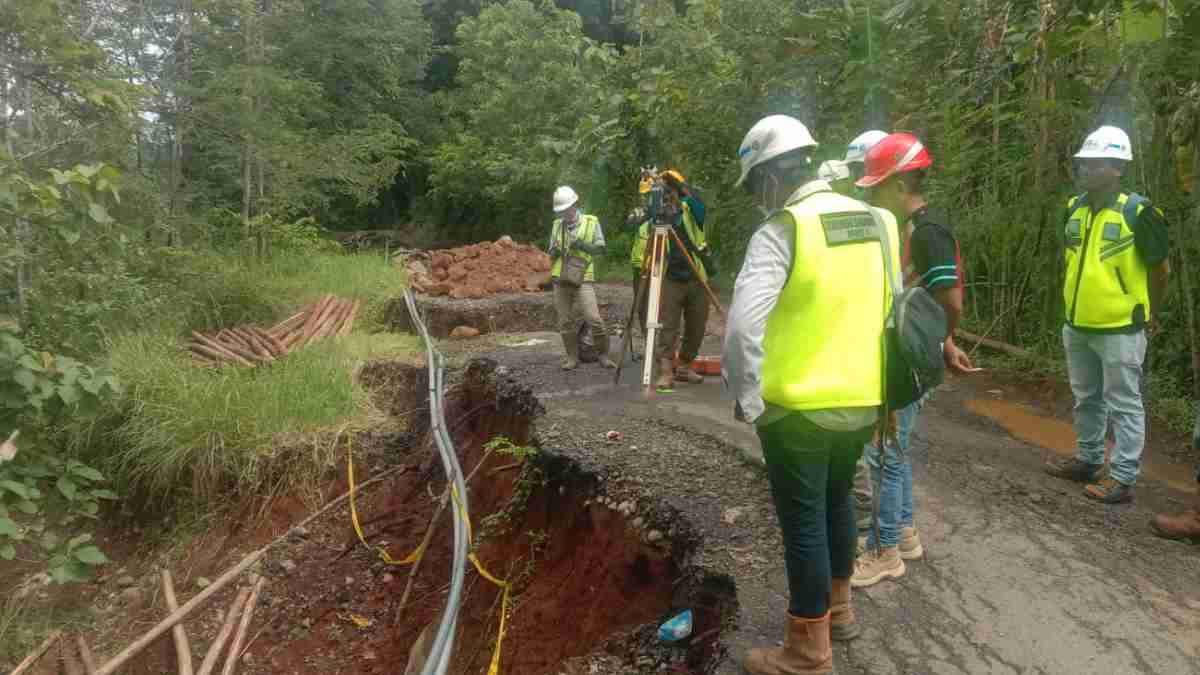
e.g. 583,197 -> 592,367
843,129 -> 889,184
817,159 -> 853,196
1044,125 -> 1171,504
723,114 -> 901,673
548,185 -> 616,371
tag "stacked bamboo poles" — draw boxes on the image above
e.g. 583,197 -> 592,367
188,295 -> 361,367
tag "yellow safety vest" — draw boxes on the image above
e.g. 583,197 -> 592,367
761,191 -> 899,411
1062,193 -> 1153,330
629,201 -> 708,280
551,214 -> 599,282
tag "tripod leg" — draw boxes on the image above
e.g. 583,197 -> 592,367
614,272 -> 647,385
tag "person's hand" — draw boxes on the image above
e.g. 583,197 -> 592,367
944,339 -> 977,375
1148,316 -> 1162,338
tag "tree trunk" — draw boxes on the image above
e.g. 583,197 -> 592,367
169,0 -> 193,248
241,0 -> 256,252
1185,128 -> 1200,400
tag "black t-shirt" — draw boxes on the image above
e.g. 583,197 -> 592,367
905,207 -> 961,291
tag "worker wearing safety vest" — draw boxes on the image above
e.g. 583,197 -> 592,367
547,185 -> 617,371
649,169 -> 715,389
1044,126 -> 1171,504
723,115 -> 901,674
852,133 -> 976,589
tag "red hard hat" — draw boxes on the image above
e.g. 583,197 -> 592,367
855,133 -> 932,188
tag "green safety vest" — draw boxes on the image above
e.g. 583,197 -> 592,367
629,201 -> 708,281
761,190 -> 899,411
1062,193 -> 1153,330
551,214 -> 600,283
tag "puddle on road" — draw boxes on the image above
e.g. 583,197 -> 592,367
966,398 -> 1197,494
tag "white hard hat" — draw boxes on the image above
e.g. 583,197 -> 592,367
736,115 -> 818,187
818,159 -> 850,182
552,185 -> 579,213
1074,125 -> 1132,161
844,130 -> 889,164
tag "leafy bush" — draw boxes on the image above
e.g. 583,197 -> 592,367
0,330 -> 119,581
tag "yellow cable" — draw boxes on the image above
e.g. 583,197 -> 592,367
348,444 -> 424,566
452,486 -> 512,675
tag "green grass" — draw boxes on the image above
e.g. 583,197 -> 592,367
0,596 -> 95,670
77,330 -> 421,505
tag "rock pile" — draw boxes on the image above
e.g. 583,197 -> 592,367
404,236 -> 553,299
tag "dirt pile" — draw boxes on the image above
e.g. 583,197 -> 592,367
404,236 -> 553,299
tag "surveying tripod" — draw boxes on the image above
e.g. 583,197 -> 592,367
613,220 -> 724,391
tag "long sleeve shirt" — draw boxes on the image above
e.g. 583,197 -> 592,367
722,180 -> 878,431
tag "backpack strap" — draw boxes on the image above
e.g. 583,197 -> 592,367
1122,192 -> 1147,231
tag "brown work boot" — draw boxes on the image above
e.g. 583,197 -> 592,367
742,612 -> 833,675
851,546 -> 905,588
829,577 -> 859,642
655,358 -> 674,389
674,365 -> 704,383
899,527 -> 924,560
1044,457 -> 1102,483
560,332 -> 579,371
1150,509 -> 1200,542
1084,477 -> 1134,504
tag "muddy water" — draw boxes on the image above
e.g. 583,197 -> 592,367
966,398 -> 1198,494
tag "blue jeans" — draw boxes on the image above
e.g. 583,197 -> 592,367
1062,325 -> 1147,486
864,402 -> 919,549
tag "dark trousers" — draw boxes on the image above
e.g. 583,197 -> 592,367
757,412 -> 872,618
656,278 -> 709,363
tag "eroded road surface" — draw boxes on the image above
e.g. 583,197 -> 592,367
447,328 -> 1200,675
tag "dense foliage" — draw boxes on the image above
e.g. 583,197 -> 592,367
2,0 -> 1199,514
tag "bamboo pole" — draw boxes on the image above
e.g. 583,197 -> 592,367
310,300 -> 347,341
251,327 -> 287,357
295,294 -> 334,344
76,636 -> 98,675
299,298 -> 342,348
191,332 -> 256,366
268,310 -> 306,336
955,329 -> 1032,359
336,300 -> 361,337
94,550 -> 265,675
196,588 -> 250,675
220,577 -> 264,675
323,299 -> 355,339
10,630 -> 61,675
232,328 -> 274,361
189,343 -> 252,367
162,570 -> 195,675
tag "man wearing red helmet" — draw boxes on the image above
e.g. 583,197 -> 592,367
851,132 -> 976,588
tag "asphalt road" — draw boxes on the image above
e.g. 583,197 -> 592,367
451,329 -> 1200,675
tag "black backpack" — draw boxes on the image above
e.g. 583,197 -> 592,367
869,208 -> 949,410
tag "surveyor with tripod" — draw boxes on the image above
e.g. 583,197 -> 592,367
724,115 -> 902,674
548,185 -> 616,371
647,169 -> 716,389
